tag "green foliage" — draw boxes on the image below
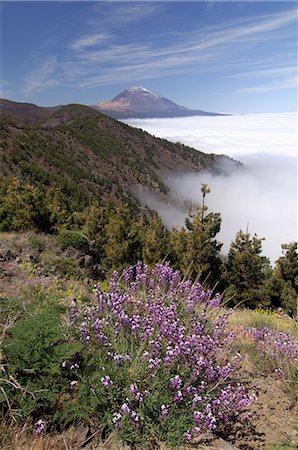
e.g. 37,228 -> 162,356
274,242 -> 298,316
0,177 -> 53,233
57,229 -> 89,252
223,230 -> 271,308
0,296 -> 25,325
27,234 -> 45,252
83,201 -> 141,270
41,256 -> 82,279
102,203 -> 144,271
168,226 -> 188,273
230,308 -> 297,336
169,185 -> 223,287
276,242 -> 298,283
81,201 -> 113,255
184,207 -> 222,285
45,186 -> 71,227
1,302 -> 83,422
142,213 -> 169,266
0,115 -> 16,138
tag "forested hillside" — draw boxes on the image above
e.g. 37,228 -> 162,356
0,101 -> 229,211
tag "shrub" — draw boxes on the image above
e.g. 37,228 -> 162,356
56,230 -> 89,252
68,262 -> 254,448
1,302 -> 82,422
41,256 -> 81,279
27,234 -> 45,252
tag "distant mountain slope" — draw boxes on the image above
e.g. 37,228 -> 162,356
0,100 -> 235,212
94,86 -> 224,119
0,98 -> 61,124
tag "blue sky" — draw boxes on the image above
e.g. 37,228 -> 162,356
1,1 -> 297,113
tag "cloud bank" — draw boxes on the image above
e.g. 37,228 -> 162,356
125,112 -> 297,263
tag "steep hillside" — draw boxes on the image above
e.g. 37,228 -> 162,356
0,101 -> 233,211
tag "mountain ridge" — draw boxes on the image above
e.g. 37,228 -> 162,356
0,100 -> 236,213
0,98 -> 61,124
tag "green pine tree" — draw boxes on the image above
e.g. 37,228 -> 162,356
142,213 -> 169,266
223,230 -> 271,308
169,184 -> 223,287
103,203 -> 143,271
272,242 -> 298,316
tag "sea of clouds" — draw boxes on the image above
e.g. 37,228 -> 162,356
124,112 -> 297,263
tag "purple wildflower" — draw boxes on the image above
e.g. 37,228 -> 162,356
121,403 -> 131,414
35,419 -> 45,436
70,262 -> 256,441
161,404 -> 169,417
101,376 -> 113,388
70,380 -> 77,390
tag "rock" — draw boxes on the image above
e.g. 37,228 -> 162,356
79,255 -> 94,268
81,264 -> 106,280
267,401 -> 276,410
62,246 -> 81,259
25,254 -> 36,262
192,430 -> 214,444
1,250 -> 15,262
207,438 -> 241,450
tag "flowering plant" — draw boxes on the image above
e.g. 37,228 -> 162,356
70,262 -> 254,447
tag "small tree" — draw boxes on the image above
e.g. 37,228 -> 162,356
142,213 -> 169,266
170,184 -> 223,287
273,242 -> 298,316
103,203 -> 144,271
169,226 -> 189,273
275,242 -> 298,286
0,177 -> 53,232
223,230 -> 271,308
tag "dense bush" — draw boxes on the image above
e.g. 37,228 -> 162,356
68,262 -> 254,447
1,302 -> 82,422
56,229 -> 89,252
41,255 -> 82,279
0,177 -> 54,232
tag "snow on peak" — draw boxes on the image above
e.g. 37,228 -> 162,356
126,86 -> 161,98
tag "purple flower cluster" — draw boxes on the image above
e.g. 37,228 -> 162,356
70,300 -> 79,321
130,383 -> 148,403
71,262 -> 254,439
236,325 -> 298,371
113,404 -> 143,429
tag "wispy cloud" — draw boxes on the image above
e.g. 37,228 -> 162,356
20,5 -> 297,96
72,7 -> 297,89
22,56 -> 60,96
88,2 -> 162,28
239,76 -> 297,94
71,32 -> 109,51
230,65 -> 297,79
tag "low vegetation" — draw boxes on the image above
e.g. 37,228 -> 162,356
0,233 -> 297,449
